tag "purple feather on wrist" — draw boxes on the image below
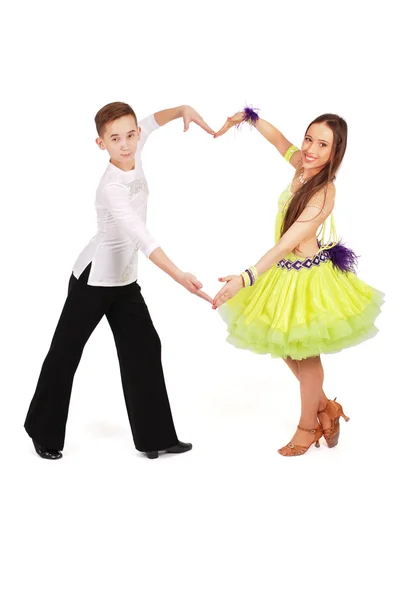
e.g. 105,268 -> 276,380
236,105 -> 260,128
244,106 -> 260,124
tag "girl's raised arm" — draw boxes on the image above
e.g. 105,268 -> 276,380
214,109 -> 302,169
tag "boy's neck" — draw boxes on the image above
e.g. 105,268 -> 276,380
110,158 -> 136,172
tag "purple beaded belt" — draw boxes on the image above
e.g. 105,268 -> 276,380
277,250 -> 330,271
276,243 -> 358,274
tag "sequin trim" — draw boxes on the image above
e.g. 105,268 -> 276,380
121,250 -> 137,282
277,250 -> 330,271
124,179 -> 149,196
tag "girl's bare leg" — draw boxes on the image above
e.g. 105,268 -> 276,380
280,356 -> 324,452
283,356 -> 331,429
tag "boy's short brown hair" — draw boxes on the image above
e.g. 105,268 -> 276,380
95,102 -> 138,137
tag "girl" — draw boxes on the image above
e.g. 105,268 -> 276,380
212,108 -> 384,457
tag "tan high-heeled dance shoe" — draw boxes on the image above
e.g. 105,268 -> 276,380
278,425 -> 323,457
318,399 -> 350,448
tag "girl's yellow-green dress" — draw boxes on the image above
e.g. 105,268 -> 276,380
219,160 -> 384,360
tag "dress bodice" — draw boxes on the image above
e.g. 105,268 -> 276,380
275,180 -> 337,254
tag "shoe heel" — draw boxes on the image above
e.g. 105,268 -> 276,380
315,440 -> 320,448
146,451 -> 159,459
327,432 -> 340,448
334,399 -> 350,422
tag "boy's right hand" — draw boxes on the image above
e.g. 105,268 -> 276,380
176,272 -> 212,303
213,111 -> 245,138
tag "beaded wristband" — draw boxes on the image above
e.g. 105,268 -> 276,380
241,266 -> 259,287
241,271 -> 251,287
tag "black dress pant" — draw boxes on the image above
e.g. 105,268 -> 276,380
24,263 -> 179,451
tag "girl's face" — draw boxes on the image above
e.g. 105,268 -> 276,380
301,122 -> 334,173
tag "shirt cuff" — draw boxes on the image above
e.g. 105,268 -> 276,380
149,113 -> 160,130
144,241 -> 161,258
139,113 -> 160,134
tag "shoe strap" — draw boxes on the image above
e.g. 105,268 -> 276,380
297,425 -> 321,434
318,398 -> 338,416
318,404 -> 329,416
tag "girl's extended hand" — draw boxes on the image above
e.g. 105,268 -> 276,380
212,275 -> 244,309
213,111 -> 244,139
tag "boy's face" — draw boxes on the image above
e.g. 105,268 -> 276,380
96,115 -> 141,169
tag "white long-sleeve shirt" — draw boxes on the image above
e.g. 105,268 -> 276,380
72,114 -> 161,286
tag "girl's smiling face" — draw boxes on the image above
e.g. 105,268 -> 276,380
301,122 -> 334,174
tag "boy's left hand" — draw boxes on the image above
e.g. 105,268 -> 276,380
212,275 -> 244,309
182,106 -> 215,135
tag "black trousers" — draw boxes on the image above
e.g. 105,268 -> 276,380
24,263 -> 179,451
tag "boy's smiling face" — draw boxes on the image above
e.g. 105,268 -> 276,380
96,115 -> 141,170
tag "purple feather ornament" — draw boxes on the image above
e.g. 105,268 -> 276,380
236,105 -> 260,128
325,240 -> 359,274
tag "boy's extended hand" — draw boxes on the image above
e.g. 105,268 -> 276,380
182,106 -> 215,135
176,272 -> 213,303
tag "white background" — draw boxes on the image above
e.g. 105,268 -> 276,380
1,1 -> 399,598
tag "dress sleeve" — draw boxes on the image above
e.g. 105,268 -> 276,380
102,183 -> 160,258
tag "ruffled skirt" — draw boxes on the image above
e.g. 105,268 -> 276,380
219,255 -> 384,360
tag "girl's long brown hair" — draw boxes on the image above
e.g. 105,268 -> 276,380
281,114 -> 348,237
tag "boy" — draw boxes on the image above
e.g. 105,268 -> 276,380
24,102 -> 214,460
